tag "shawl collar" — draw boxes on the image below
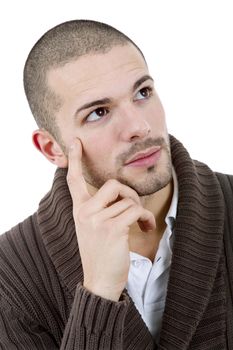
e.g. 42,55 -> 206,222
159,136 -> 226,349
37,135 -> 226,349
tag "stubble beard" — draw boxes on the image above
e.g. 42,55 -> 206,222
82,136 -> 173,197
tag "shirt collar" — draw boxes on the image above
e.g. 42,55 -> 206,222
165,166 -> 179,231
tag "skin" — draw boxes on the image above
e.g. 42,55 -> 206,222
33,43 -> 174,300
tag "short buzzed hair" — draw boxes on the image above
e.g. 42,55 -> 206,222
23,20 -> 144,147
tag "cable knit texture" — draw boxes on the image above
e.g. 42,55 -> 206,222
0,135 -> 233,349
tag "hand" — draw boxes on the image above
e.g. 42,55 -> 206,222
67,139 -> 156,301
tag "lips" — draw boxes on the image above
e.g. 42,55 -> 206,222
125,146 -> 161,165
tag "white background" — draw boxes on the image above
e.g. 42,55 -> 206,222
0,0 -> 232,233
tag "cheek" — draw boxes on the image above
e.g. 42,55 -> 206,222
148,101 -> 166,128
81,133 -> 114,164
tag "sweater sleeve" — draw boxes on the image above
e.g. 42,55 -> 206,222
0,215 -> 154,349
0,284 -> 131,350
60,283 -> 130,349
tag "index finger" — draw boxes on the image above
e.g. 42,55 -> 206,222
67,138 -> 90,206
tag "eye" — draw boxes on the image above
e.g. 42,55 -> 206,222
85,107 -> 109,123
134,86 -> 153,101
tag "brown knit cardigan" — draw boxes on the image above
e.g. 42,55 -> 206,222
0,135 -> 233,350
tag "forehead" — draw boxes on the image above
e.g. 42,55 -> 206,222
47,44 -> 149,98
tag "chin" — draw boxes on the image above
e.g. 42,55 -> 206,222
121,159 -> 173,196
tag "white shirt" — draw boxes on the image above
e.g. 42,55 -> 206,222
125,168 -> 178,344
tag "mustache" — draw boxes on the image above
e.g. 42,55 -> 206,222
119,137 -> 169,164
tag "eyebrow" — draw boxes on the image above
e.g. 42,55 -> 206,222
74,74 -> 154,118
133,74 -> 154,91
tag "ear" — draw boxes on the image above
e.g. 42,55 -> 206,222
32,129 -> 68,168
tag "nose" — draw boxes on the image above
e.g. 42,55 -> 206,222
119,106 -> 151,142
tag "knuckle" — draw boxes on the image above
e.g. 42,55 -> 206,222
133,204 -> 142,215
125,197 -> 136,207
129,186 -> 137,196
145,208 -> 152,217
105,178 -> 118,187
75,204 -> 87,223
90,215 -> 101,230
123,228 -> 130,237
66,173 -> 75,187
131,191 -> 140,203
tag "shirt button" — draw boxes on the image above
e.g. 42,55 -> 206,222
132,260 -> 142,268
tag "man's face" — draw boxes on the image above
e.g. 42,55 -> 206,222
48,44 -> 172,196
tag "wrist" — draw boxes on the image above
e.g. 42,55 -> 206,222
83,282 -> 122,302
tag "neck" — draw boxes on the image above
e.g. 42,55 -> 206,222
128,179 -> 173,258
138,179 -> 174,232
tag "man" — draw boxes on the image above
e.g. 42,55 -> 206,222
0,19 -> 232,350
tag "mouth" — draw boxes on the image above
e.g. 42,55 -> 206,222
124,146 -> 161,168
